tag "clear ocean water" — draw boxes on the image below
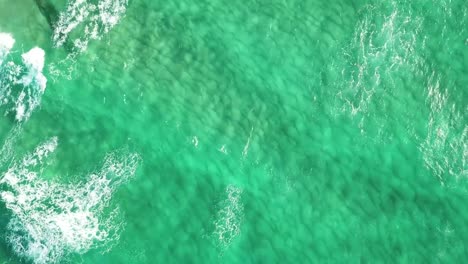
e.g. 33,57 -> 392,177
0,0 -> 467,263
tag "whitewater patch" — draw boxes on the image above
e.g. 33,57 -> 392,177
420,72 -> 467,185
0,125 -> 22,168
0,33 -> 15,66
212,185 -> 244,250
334,1 -> 424,122
0,33 -> 47,122
0,32 -> 16,106
0,138 -> 141,264
15,47 -> 47,121
53,0 -> 128,53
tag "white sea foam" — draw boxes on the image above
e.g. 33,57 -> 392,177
0,32 -> 16,107
0,138 -> 141,264
0,125 -> 22,167
0,61 -> 18,105
53,0 -> 128,53
0,33 -> 15,66
0,34 -> 48,122
335,2 -> 423,121
213,185 -> 243,249
420,72 -> 467,184
14,47 -> 48,121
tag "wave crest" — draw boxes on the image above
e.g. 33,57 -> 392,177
0,33 -> 47,122
53,0 -> 128,53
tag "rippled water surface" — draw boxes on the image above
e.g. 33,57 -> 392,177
0,0 -> 467,263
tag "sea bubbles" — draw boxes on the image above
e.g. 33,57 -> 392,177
0,138 -> 141,264
0,33 -> 47,122
212,185 -> 244,250
0,33 -> 15,66
53,0 -> 128,53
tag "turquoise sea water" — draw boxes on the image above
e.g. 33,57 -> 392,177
0,0 -> 467,263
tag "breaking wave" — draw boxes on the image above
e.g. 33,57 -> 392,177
53,0 -> 128,53
0,33 -> 47,122
14,48 -> 47,121
0,137 -> 141,264
0,33 -> 15,66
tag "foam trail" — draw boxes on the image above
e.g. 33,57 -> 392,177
213,185 -> 244,250
242,127 -> 254,158
53,0 -> 128,53
0,138 -> 141,264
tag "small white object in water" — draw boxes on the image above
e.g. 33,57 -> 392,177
192,136 -> 199,147
219,144 -> 228,154
242,127 -> 254,158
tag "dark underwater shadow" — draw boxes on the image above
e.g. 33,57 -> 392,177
33,0 -> 60,31
32,0 -> 75,52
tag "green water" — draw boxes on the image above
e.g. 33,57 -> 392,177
0,0 -> 467,263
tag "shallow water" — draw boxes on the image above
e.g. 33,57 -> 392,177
0,0 -> 467,263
